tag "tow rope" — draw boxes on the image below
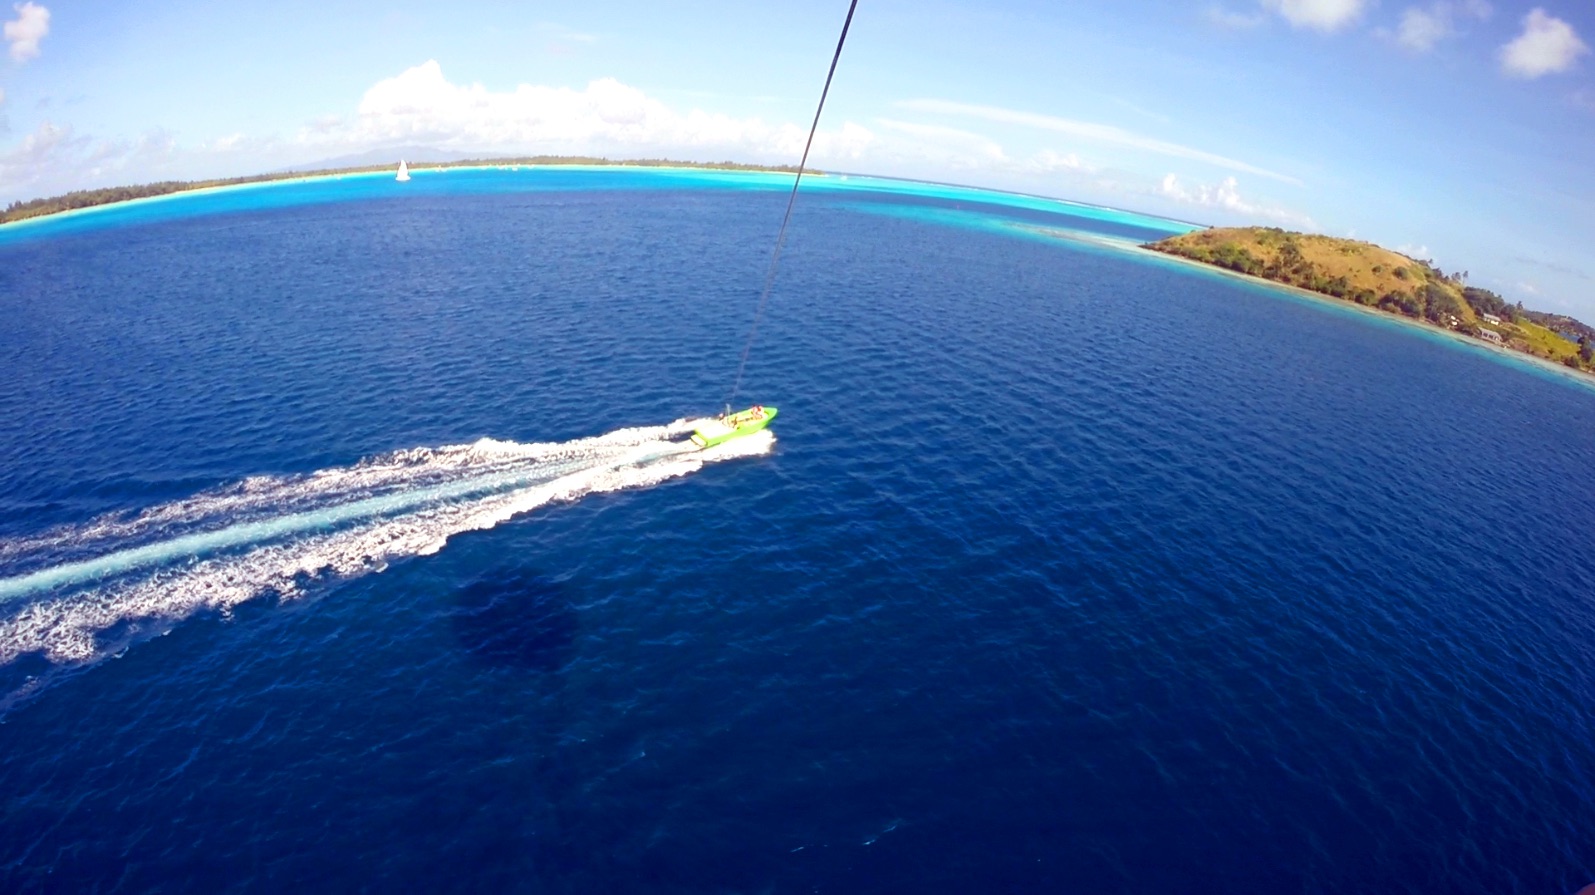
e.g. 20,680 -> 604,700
727,0 -> 860,406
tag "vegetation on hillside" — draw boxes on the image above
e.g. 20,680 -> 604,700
0,156 -> 810,225
1146,227 -> 1593,374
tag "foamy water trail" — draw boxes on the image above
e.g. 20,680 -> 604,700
0,421 -> 773,668
0,427 -> 686,566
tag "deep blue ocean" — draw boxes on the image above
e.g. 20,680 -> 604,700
1,167 -> 1592,894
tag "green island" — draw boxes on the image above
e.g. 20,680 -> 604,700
0,156 -> 810,225
1146,227 -> 1595,374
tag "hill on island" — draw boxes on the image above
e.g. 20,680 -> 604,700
1146,227 -> 1593,371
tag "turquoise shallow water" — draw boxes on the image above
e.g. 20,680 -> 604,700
0,168 -> 1591,893
0,166 -> 1188,246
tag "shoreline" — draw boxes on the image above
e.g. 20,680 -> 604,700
0,161 -> 1199,237
0,164 -> 1202,254
0,160 -> 812,231
1126,242 -> 1595,391
0,167 -> 390,231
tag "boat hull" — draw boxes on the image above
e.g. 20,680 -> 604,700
690,405 -> 778,448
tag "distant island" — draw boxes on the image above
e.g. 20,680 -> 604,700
0,156 -> 812,225
1146,227 -> 1594,374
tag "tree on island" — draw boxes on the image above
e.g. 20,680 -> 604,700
1144,226 -> 1594,373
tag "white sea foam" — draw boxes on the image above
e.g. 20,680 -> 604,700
0,424 -> 694,565
0,422 -> 772,666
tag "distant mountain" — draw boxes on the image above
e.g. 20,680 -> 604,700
273,146 -> 482,173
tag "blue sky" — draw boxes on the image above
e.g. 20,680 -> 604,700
2,0 -> 1592,315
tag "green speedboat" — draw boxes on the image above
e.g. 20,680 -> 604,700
690,405 -> 778,448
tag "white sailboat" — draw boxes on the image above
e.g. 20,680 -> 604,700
396,160 -> 411,182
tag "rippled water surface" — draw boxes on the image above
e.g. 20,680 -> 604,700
1,168 -> 1592,893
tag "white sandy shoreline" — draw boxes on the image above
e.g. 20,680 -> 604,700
1124,242 -> 1595,391
0,163 -> 808,233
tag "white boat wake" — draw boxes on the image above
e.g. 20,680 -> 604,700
0,419 -> 773,667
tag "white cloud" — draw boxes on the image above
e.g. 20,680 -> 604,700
0,121 -> 186,200
1023,149 -> 1087,173
873,118 -> 1101,179
1396,243 -> 1431,259
1500,8 -> 1589,78
1393,1 -> 1493,52
535,21 -> 597,56
304,113 -> 342,135
896,98 -> 1302,186
0,62 -> 1291,227
1158,173 -> 1314,226
1207,6 -> 1266,29
0,120 -> 84,193
1398,6 -> 1452,51
1259,0 -> 1368,32
4,1 -> 48,62
1517,281 -> 1540,295
875,118 -> 1008,163
1109,96 -> 1172,125
305,61 -> 874,164
206,133 -> 246,151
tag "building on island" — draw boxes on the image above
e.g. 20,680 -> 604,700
1478,329 -> 1504,344
1482,313 -> 1502,325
